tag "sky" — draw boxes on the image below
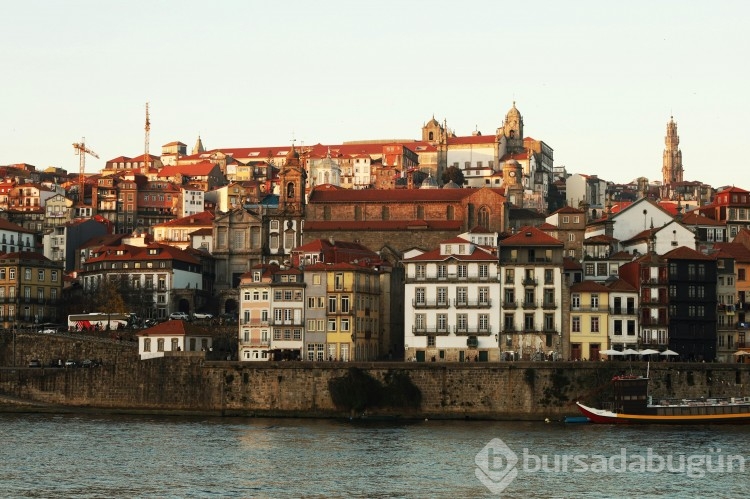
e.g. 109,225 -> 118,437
1,0 -> 748,189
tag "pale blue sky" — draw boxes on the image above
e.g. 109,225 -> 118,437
2,0 -> 748,189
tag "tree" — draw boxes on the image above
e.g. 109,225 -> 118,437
441,165 -> 465,186
91,278 -> 127,314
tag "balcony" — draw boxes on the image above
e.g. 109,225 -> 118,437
412,326 -> 451,336
453,299 -> 492,309
502,300 -> 518,310
612,307 -> 638,315
571,306 -> 610,313
240,339 -> 270,347
502,325 -> 519,333
522,301 -> 537,310
453,326 -> 493,336
241,319 -> 269,326
641,317 -> 669,327
522,277 -> 538,286
541,301 -> 558,310
412,299 -> 451,309
268,318 -> 305,326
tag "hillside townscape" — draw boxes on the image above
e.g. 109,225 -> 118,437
2,102 -> 748,364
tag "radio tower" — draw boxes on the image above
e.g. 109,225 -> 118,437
143,102 -> 150,175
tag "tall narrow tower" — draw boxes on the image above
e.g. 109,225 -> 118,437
662,116 -> 683,198
143,102 -> 150,175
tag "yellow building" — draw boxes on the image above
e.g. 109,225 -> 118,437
306,262 -> 381,361
569,281 -> 610,361
0,251 -> 64,327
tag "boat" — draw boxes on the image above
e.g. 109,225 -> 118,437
576,372 -> 750,424
563,416 -> 591,424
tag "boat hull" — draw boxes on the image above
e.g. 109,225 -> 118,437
576,402 -> 750,424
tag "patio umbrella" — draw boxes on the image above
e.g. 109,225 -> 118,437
638,349 -> 660,356
733,351 -> 750,356
660,349 -> 679,356
601,349 -> 624,356
622,348 -> 640,355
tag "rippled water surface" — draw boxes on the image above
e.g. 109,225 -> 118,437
0,413 -> 748,498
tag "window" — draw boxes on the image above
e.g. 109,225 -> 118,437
427,335 -> 436,347
37,269 -> 45,281
437,287 -> 448,305
341,295 -> 350,313
544,269 -> 553,285
415,288 -> 426,305
449,288 -> 464,308
456,314 -> 468,331
157,339 -> 165,352
25,268 -> 31,280
144,338 -> 151,352
479,264 -> 489,279
416,265 -> 426,279
504,288 -> 515,304
457,265 -> 468,279
568,233 -> 575,242
544,313 -> 554,332
479,314 -> 489,332
479,287 -> 489,305
572,294 -> 580,308
437,265 -> 447,279
437,314 -> 448,332
505,269 -> 514,284
572,316 -> 581,333
328,297 -> 336,313
740,269 -> 747,281
524,313 -> 534,331
328,319 -> 336,331
591,294 -> 599,310
591,316 -> 600,333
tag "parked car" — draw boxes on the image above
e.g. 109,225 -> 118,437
193,312 -> 213,320
81,359 -> 97,368
37,328 -> 56,334
169,312 -> 189,321
64,359 -> 77,368
28,359 -> 42,368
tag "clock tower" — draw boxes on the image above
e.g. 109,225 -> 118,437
502,159 -> 524,207
278,144 -> 306,215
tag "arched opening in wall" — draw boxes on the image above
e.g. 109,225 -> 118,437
177,298 -> 191,314
323,206 -> 331,221
224,298 -> 238,315
467,204 -> 475,228
446,205 -> 455,221
381,205 -> 390,221
416,205 -> 425,220
478,206 -> 490,230
429,131 -> 434,141
354,206 -> 362,221
286,182 -> 295,198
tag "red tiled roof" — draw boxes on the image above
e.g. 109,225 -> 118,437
662,246 -> 714,260
153,210 -> 214,228
606,279 -> 638,292
551,206 -> 585,215
713,242 -> 750,263
0,251 -> 51,263
0,218 -> 35,234
85,243 -> 200,265
585,234 -> 619,244
499,226 -> 563,247
570,280 -> 610,292
303,220 -> 464,231
308,186 -> 504,203
158,161 -> 219,178
404,244 -> 496,263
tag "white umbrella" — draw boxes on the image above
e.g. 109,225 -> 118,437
601,349 -> 624,356
622,348 -> 640,355
638,349 -> 660,356
660,349 -> 679,356
733,350 -> 750,356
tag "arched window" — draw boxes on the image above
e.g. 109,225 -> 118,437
446,205 -> 455,220
286,182 -> 295,198
416,205 -> 425,220
478,206 -> 490,230
428,131 -> 434,141
381,206 -> 390,220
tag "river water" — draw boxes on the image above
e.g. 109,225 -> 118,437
0,413 -> 747,498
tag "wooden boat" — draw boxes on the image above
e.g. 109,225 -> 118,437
576,374 -> 750,424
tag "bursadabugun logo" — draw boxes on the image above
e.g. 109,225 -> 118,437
474,438 -> 518,494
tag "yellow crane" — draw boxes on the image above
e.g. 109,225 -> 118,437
72,138 -> 99,205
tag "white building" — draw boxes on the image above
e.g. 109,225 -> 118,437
137,319 -> 213,360
498,226 -> 565,361
403,236 -> 500,362
605,279 -> 640,350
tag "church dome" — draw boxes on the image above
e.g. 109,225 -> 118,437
286,145 -> 300,161
442,180 -> 460,189
420,174 -> 438,189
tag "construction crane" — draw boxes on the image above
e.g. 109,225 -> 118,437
72,138 -> 99,205
144,102 -> 150,174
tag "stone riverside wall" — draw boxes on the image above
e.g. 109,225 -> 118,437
2,333 -> 750,419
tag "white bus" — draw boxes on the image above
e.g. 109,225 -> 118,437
67,313 -> 136,332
